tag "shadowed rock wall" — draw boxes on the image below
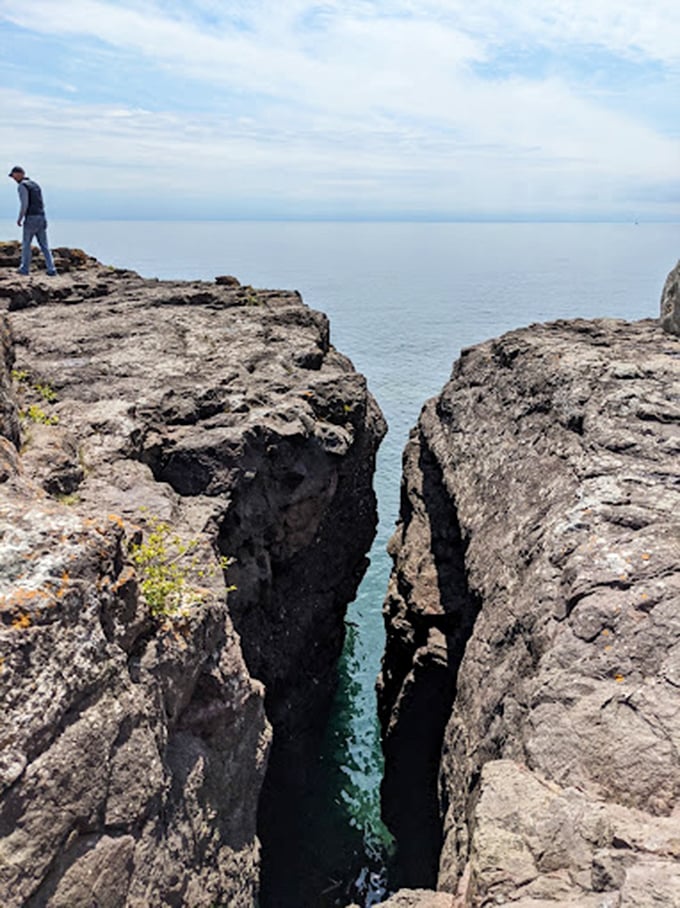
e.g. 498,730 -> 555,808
660,259 -> 680,337
379,317 -> 680,907
0,255 -> 384,907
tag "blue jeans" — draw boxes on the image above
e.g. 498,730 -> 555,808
20,215 -> 57,275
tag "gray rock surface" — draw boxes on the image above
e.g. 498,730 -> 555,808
0,254 -> 384,906
660,260 -> 680,336
349,890 -> 456,907
379,318 -> 680,907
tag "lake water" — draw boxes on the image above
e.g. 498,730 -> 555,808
3,219 -> 678,904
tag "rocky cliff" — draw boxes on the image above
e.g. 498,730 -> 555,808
378,316 -> 680,907
0,244 -> 385,907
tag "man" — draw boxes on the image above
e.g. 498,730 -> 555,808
8,166 -> 57,276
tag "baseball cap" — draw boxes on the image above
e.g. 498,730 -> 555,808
8,166 -> 25,177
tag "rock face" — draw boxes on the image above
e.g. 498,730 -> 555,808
660,260 -> 680,337
0,256 -> 384,907
379,318 -> 680,906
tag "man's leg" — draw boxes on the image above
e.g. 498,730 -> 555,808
19,221 -> 35,274
34,221 -> 57,275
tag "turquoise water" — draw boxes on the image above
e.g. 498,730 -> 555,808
4,219 -> 678,902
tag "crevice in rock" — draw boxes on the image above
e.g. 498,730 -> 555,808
378,430 -> 481,890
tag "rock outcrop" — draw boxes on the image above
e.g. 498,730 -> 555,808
660,260 -> 680,337
0,254 -> 384,907
379,317 -> 680,907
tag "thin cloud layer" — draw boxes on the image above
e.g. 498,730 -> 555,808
1,0 -> 678,219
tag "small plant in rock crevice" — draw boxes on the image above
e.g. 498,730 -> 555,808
128,517 -> 234,618
55,492 -> 80,506
20,403 -> 59,426
11,370 -> 58,401
35,382 -> 58,402
12,370 -> 60,426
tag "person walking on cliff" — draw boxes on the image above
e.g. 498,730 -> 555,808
8,166 -> 57,276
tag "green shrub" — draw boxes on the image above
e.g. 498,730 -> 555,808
128,518 -> 233,617
21,404 -> 59,425
35,382 -> 58,402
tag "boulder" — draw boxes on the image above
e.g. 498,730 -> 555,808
660,259 -> 680,336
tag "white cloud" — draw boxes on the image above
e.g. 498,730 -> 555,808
1,0 -> 678,217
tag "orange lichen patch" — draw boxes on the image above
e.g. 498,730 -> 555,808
641,553 -> 651,561
614,673 -> 625,683
0,655 -> 4,673
108,513 -> 125,529
8,588 -> 45,606
11,613 -> 31,630
601,629 -> 610,637
56,571 -> 71,599
604,645 -> 613,652
112,566 -> 136,592
171,629 -> 188,649
0,586 -> 59,623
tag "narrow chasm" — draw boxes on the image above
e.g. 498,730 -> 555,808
377,428 -> 482,890
208,421 -> 386,907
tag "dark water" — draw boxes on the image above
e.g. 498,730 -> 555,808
5,219 -> 677,902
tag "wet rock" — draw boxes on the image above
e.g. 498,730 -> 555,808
379,317 -> 680,906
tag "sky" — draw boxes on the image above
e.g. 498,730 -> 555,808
1,0 -> 679,221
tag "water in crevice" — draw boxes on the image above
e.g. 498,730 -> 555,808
257,539 -> 396,907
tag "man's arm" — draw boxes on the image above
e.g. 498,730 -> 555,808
16,183 -> 28,226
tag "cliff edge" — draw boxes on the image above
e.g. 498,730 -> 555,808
378,316 -> 680,907
0,247 -> 385,907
